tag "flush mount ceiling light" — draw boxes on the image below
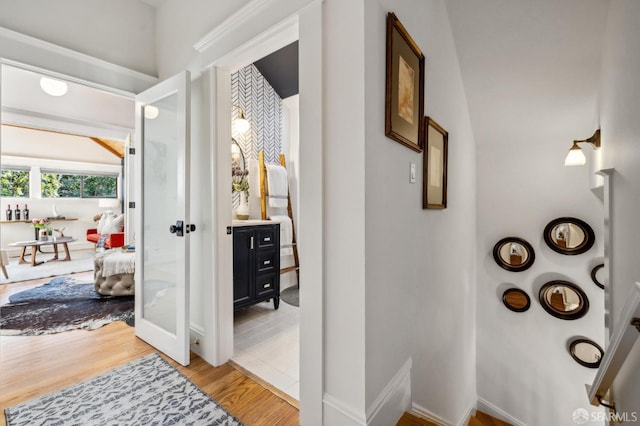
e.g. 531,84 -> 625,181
144,105 -> 159,120
564,129 -> 601,166
39,77 -> 68,97
233,105 -> 250,134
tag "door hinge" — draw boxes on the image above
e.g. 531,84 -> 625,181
128,202 -> 136,208
129,147 -> 135,155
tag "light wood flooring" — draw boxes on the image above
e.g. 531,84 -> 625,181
0,272 -> 299,426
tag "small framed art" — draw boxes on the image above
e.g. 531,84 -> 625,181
423,117 -> 448,209
385,12 -> 425,152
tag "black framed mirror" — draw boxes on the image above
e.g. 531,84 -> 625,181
539,280 -> 589,320
591,264 -> 605,289
543,217 -> 595,255
569,338 -> 604,368
492,237 -> 535,272
502,288 -> 531,312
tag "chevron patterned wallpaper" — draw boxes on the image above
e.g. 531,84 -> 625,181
231,64 -> 282,208
232,64 -> 282,163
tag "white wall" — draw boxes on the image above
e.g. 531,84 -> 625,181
364,1 -> 477,423
0,0 -> 157,76
598,0 -> 640,417
476,143 -> 605,425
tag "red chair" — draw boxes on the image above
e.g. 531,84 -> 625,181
86,228 -> 125,249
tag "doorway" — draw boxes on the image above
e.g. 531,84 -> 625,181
228,46 -> 301,400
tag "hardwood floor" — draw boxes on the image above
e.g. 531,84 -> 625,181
0,273 -> 299,426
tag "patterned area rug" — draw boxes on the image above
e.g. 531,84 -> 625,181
0,277 -> 133,336
4,353 -> 244,426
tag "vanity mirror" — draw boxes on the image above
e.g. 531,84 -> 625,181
502,288 -> 531,312
543,217 -> 595,255
539,280 -> 589,320
591,264 -> 605,289
231,138 -> 245,171
569,338 -> 604,368
492,237 -> 535,272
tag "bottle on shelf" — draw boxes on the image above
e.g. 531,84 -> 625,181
23,204 -> 29,220
6,204 -> 12,221
14,204 -> 21,221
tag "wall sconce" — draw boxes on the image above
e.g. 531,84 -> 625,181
233,105 -> 251,134
564,129 -> 601,166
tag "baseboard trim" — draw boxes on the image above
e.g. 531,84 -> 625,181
323,393 -> 366,425
366,358 -> 412,425
456,404 -> 475,426
412,402 -> 453,426
477,397 -> 527,426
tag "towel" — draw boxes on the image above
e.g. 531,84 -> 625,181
100,251 -> 136,277
270,215 -> 294,256
266,164 -> 289,208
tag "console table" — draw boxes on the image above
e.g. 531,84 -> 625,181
1,218 -> 78,240
8,237 -> 77,266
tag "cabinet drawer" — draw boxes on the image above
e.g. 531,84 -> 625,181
256,249 -> 278,274
256,226 -> 278,249
255,274 -> 277,298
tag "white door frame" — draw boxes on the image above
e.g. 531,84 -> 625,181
194,0 -> 323,422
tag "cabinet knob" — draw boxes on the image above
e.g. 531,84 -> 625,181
264,259 -> 271,265
263,283 -> 271,288
264,237 -> 271,242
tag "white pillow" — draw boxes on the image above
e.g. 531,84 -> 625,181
97,213 -> 109,234
102,214 -> 124,235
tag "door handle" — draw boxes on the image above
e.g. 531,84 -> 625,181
250,236 -> 254,250
169,220 -> 184,237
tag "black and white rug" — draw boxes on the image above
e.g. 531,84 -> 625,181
0,276 -> 133,336
5,353 -> 244,426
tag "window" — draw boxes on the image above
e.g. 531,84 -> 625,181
1,168 -> 30,197
41,171 -> 117,198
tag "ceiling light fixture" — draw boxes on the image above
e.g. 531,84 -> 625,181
233,105 -> 251,135
39,77 -> 68,97
564,129 -> 601,166
144,105 -> 159,120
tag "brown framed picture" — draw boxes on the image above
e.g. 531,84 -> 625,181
423,117 -> 448,209
385,12 -> 425,152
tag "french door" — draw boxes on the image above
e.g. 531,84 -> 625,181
134,71 -> 191,366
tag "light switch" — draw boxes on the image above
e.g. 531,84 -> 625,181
410,162 -> 416,184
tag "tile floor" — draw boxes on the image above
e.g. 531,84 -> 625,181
232,298 -> 300,400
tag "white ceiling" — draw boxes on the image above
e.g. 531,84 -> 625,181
446,0 -> 610,148
1,65 -> 134,140
138,0 -> 166,8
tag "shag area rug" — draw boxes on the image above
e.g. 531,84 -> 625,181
0,277 -> 133,336
4,353 -> 244,426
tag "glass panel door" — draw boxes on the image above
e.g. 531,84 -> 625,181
134,71 -> 191,366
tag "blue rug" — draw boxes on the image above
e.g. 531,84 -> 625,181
0,276 -> 133,336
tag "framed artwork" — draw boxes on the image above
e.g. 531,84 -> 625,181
385,12 -> 425,152
423,117 -> 448,209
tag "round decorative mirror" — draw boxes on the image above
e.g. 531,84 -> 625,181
569,338 -> 604,368
502,288 -> 531,312
231,138 -> 245,171
543,217 -> 595,255
591,264 -> 604,290
539,280 -> 589,320
492,237 -> 535,272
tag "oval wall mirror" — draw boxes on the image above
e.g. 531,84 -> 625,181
543,217 -> 595,255
539,280 -> 589,320
591,264 -> 605,289
502,288 -> 531,312
492,237 -> 535,272
569,338 -> 604,368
